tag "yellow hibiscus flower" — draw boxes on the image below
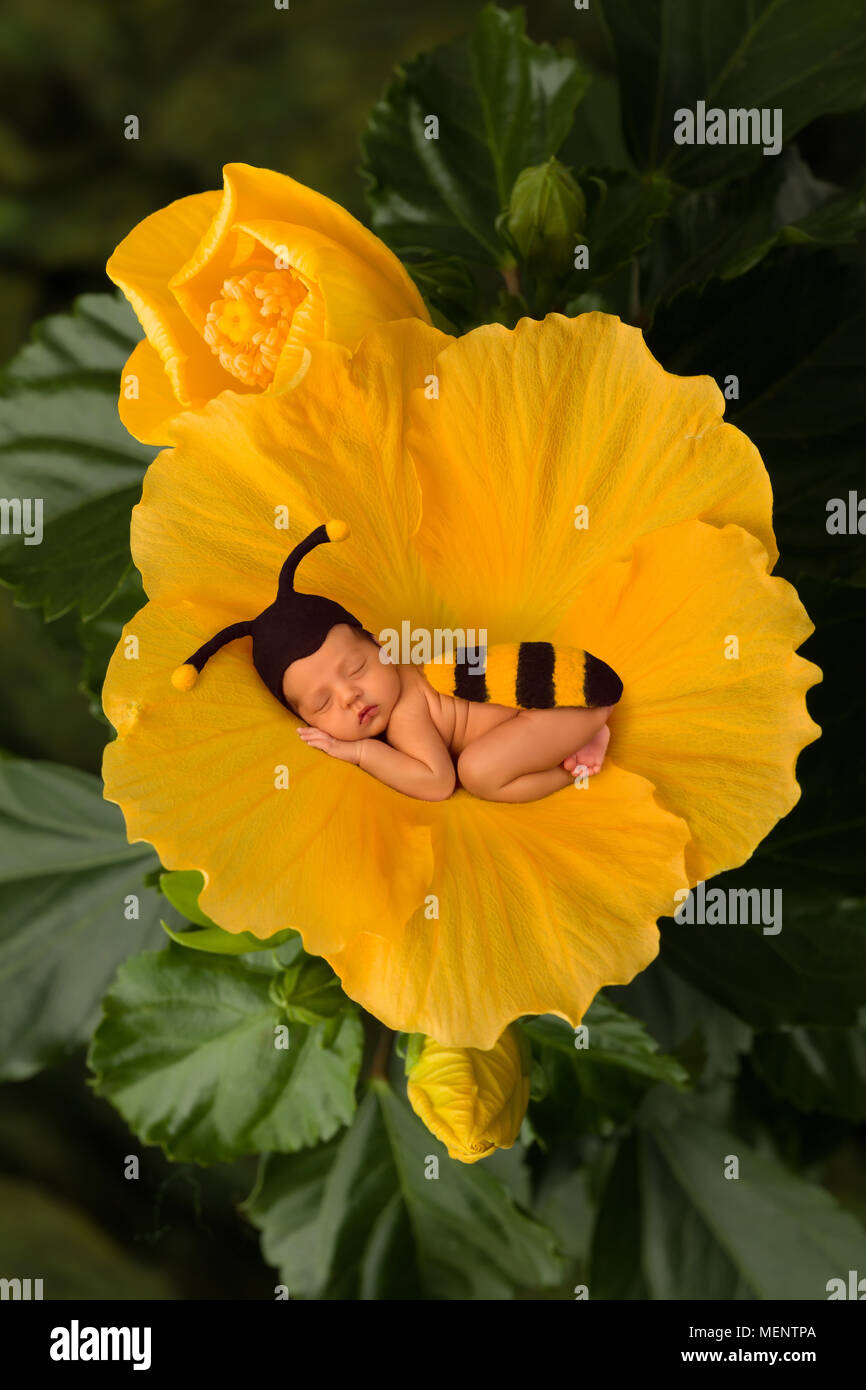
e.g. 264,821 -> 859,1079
407,1027 -> 532,1164
105,162 -> 430,445
101,311 -> 821,1051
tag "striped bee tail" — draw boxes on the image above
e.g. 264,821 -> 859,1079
582,650 -> 623,707
535,643 -> 622,709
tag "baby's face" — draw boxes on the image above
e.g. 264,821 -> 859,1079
282,624 -> 400,740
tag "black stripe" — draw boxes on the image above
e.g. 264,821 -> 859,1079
583,651 -> 623,706
516,642 -> 555,708
454,645 -> 488,702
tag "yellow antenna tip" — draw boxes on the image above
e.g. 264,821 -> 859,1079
171,664 -> 198,691
326,519 -> 350,542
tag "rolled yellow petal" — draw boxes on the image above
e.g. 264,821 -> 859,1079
106,162 -> 431,444
406,1025 -> 532,1164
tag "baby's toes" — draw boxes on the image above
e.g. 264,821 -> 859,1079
562,753 -> 578,773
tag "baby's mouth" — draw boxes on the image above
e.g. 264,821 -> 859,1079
358,705 -> 377,725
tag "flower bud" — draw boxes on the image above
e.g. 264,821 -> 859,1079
406,1024 -> 531,1163
504,158 -> 586,271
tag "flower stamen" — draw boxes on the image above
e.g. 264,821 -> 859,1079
203,267 -> 308,387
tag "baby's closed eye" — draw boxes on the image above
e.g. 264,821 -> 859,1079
313,658 -> 366,711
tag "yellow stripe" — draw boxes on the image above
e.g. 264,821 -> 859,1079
485,645 -> 520,705
551,647 -> 588,706
423,656 -> 458,696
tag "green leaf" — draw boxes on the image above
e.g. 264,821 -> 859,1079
592,1086 -> 866,1298
402,254 -> 492,333
749,578 -> 866,891
0,759 -> 163,1081
0,292 -> 154,621
159,920 -> 297,956
646,241 -> 866,586
651,579 -> 866,1035
588,1132 -> 651,1299
0,1177 -> 174,1299
242,1082 -> 564,1299
0,293 -> 143,387
608,957 -> 753,1087
76,567 -> 145,723
751,1010 -> 866,1121
87,945 -> 364,1164
532,1161 -> 597,1270
159,868 -> 299,954
360,4 -> 588,267
524,998 -> 690,1140
781,170 -> 866,248
580,167 -> 672,281
271,955 -> 349,1025
660,892 -> 866,1031
159,869 -> 218,927
650,241 -> 866,438
558,70 -> 635,173
644,145 -> 866,311
402,1031 -> 427,1077
603,0 -> 866,184
529,998 -> 691,1087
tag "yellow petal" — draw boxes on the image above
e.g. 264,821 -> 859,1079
101,600 -> 434,952
132,321 -> 453,636
407,1026 -> 531,1163
116,339 -> 187,446
175,163 -> 428,316
326,764 -> 690,1051
407,311 -> 777,636
553,519 -> 822,881
237,218 -> 432,356
106,188 -> 237,407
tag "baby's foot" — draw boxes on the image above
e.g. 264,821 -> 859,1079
563,723 -> 610,777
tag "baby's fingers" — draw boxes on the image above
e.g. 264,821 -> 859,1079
297,729 -> 333,753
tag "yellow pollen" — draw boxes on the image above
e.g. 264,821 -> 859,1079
204,267 -> 308,388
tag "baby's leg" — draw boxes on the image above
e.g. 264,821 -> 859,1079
456,704 -> 613,803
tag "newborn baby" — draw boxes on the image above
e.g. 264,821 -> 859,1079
170,521 -> 615,803
286,623 -> 613,803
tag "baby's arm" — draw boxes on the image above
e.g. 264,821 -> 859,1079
359,700 -> 456,800
299,688 -> 456,801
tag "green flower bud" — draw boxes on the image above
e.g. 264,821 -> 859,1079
270,956 -> 346,1024
504,158 -> 586,271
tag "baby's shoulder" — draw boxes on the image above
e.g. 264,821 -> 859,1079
394,663 -> 453,733
395,661 -> 436,707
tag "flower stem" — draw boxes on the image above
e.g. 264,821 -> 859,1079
370,1025 -> 393,1079
366,1022 -> 394,1082
501,263 -> 522,297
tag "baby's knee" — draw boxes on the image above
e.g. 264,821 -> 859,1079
457,744 -> 496,797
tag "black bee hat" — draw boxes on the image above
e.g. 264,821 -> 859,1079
170,519 -> 362,713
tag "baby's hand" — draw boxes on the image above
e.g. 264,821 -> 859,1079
296,726 -> 361,764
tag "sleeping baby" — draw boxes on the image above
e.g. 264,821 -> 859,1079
286,622 -> 615,803
171,520 -> 622,804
